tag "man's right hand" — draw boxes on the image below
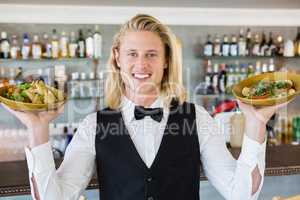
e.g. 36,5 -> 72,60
1,103 -> 65,148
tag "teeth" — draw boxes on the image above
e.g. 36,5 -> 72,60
133,73 -> 150,79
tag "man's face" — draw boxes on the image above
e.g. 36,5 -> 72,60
115,31 -> 166,96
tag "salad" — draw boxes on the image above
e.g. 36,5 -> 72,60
2,80 -> 64,104
242,79 -> 296,99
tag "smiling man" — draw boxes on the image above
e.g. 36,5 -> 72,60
2,14 -> 290,200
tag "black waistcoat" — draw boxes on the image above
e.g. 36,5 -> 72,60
95,101 -> 200,200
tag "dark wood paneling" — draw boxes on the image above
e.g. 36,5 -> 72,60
1,145 -> 300,197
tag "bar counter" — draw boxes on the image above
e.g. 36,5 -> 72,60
1,145 -> 300,197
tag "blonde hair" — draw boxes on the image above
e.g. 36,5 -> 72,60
105,14 -> 187,109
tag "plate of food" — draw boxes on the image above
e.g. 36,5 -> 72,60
0,80 -> 67,111
232,72 -> 300,106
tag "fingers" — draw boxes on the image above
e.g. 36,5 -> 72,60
236,99 -> 246,109
237,99 -> 255,112
39,105 -> 65,121
57,104 -> 65,114
1,103 -> 25,116
274,100 -> 291,110
1,103 -> 36,126
236,100 -> 268,124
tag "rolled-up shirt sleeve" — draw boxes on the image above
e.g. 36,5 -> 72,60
24,112 -> 97,200
195,105 -> 266,200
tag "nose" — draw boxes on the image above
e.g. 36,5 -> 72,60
135,55 -> 148,69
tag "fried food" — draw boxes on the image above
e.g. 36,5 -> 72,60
242,79 -> 295,99
3,80 -> 64,104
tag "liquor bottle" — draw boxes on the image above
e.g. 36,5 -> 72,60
225,65 -> 235,95
93,25 -> 102,59
255,61 -> 262,75
268,58 -> 275,72
206,59 -> 213,74
221,35 -> 230,57
252,33 -> 261,56
204,34 -> 213,57
217,63 -> 227,93
294,28 -> 300,56
85,29 -> 94,58
205,60 -> 215,95
213,34 -> 221,56
0,32 -> 10,59
212,63 -> 219,93
247,63 -> 255,77
51,29 -> 59,59
68,31 -> 78,58
32,35 -> 42,59
10,35 -> 20,59
60,31 -> 69,58
238,28 -> 247,56
204,75 -> 215,95
276,35 -> 284,56
262,62 -> 268,73
230,34 -> 238,56
260,32 -> 268,56
21,33 -> 31,60
292,116 -> 300,143
246,28 -> 252,56
77,29 -> 85,58
284,38 -> 295,57
240,64 -> 247,80
233,62 -> 242,82
235,62 -> 247,83
267,32 -> 277,56
42,33 -> 52,59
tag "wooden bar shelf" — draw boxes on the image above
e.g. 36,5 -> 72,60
1,144 -> 300,197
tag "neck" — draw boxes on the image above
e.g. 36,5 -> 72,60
125,88 -> 159,107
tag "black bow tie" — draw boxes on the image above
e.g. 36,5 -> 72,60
134,106 -> 163,122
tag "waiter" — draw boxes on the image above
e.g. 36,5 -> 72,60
3,14 -> 289,200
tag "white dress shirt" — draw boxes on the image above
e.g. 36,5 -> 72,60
25,96 -> 266,200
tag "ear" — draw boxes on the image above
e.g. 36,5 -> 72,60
114,48 -> 121,68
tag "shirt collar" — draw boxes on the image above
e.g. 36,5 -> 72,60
120,95 -> 168,123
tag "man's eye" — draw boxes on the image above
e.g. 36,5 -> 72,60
147,53 -> 157,58
128,52 -> 137,57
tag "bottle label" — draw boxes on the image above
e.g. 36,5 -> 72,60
78,41 -> 85,57
32,44 -> 42,59
93,34 -> 102,58
45,44 -> 52,58
252,45 -> 260,56
213,75 -> 218,91
69,43 -> 78,58
86,37 -> 94,58
260,45 -> 269,57
214,45 -> 221,56
204,45 -> 213,56
238,42 -> 246,56
60,38 -> 68,58
10,47 -> 20,59
230,44 -> 238,56
222,44 -> 230,56
21,46 -> 30,59
52,41 -> 59,58
1,41 -> 10,53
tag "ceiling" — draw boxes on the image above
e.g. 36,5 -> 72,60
0,0 -> 299,9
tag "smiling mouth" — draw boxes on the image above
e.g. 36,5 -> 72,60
132,73 -> 151,80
